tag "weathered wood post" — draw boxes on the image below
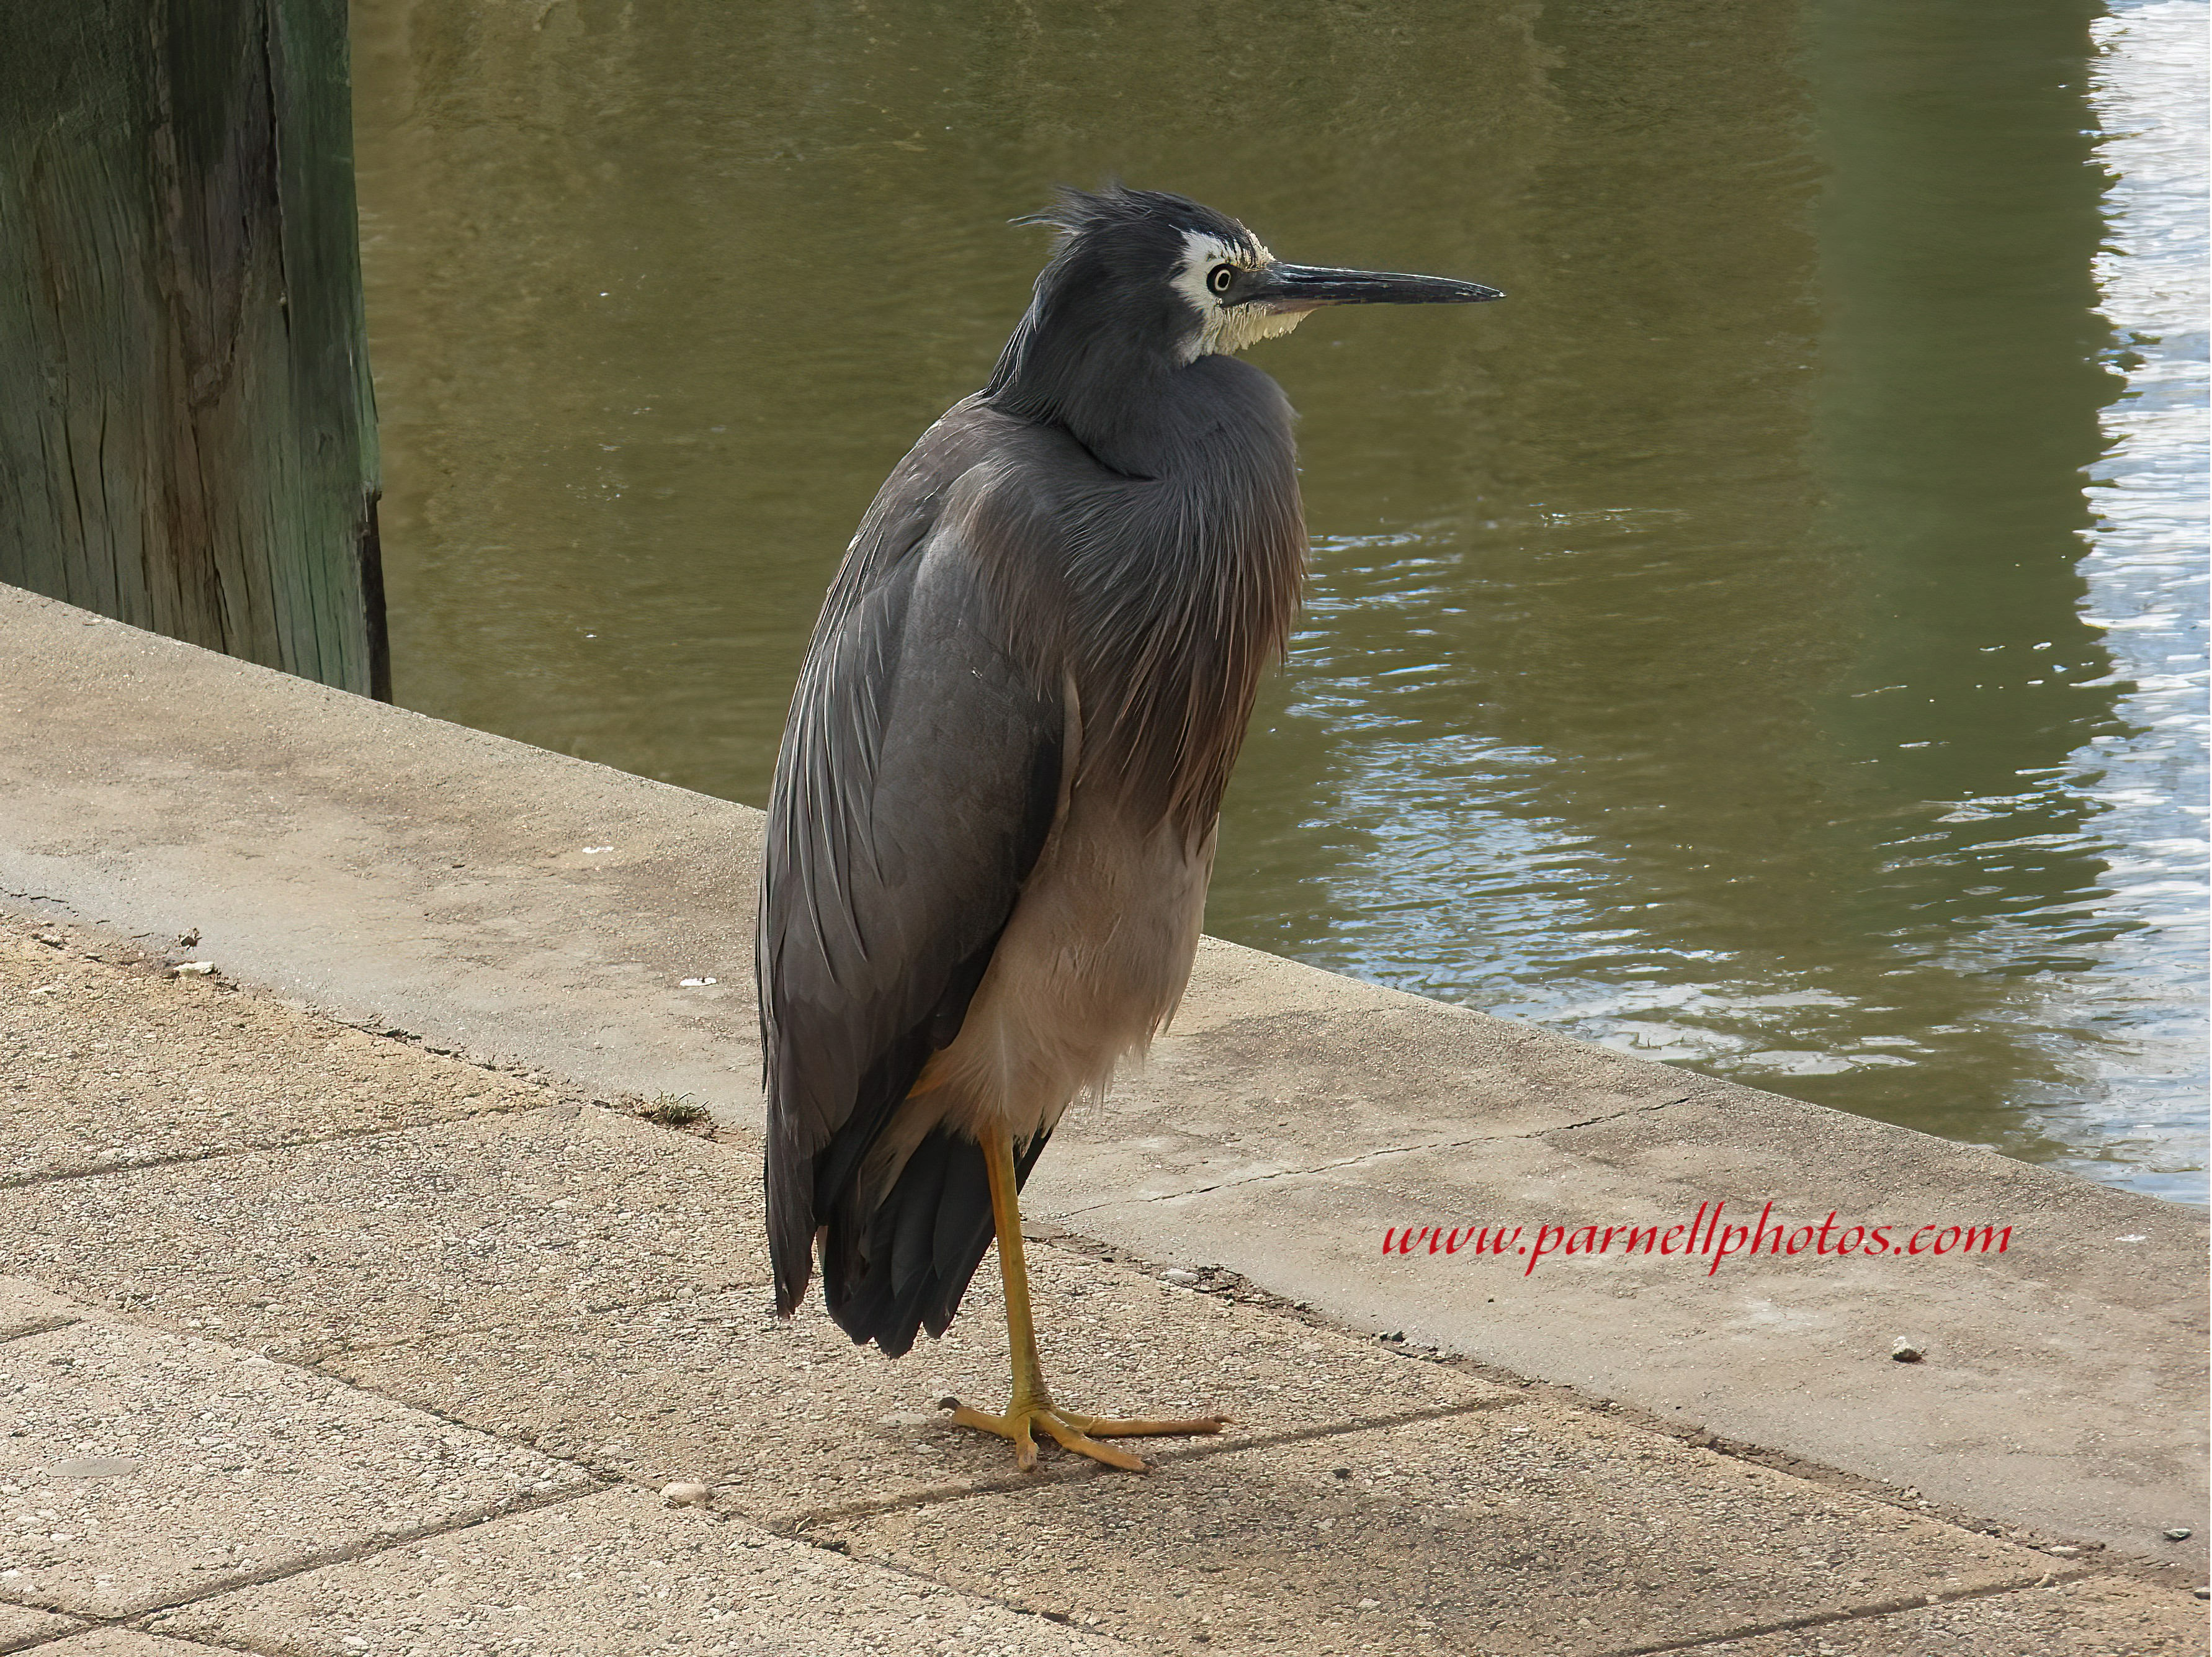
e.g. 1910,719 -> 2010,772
1,0 -> 388,699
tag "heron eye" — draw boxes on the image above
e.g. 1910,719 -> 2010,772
1207,263 -> 1236,295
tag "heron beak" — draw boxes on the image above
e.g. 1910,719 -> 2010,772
1246,263 -> 1505,314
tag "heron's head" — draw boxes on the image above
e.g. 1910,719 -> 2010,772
995,185 -> 1502,375
982,186 -> 1500,447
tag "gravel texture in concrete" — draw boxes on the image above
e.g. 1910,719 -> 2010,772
152,1486 -> 1135,1656
815,1408 -> 2054,1656
1674,1574 -> 2210,1655
322,1255 -> 1503,1523
0,1600 -> 84,1648
2,926 -> 557,1187
0,1318 -> 588,1617
0,1102 -> 769,1358
24,1633 -> 254,1655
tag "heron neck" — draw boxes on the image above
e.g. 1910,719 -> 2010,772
982,299 -> 1202,475
995,362 -> 1240,478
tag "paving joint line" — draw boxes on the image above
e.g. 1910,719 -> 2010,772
285,1279 -> 777,1364
0,1448 -> 1131,1655
259,1285 -> 1517,1550
741,1527 -> 1130,1645
2,1298 -> 626,1600
627,1497 -> 1155,1646
22,1255 -> 2152,1627
0,1103 -> 558,1195
769,1396 -> 1517,1534
1586,1568 -> 2100,1656
0,1620 -> 89,1657
0,1317 -> 78,1347
20,1139 -> 2123,1598
11,1625 -> 267,1656
110,1476 -> 611,1626
251,1335 -> 624,1480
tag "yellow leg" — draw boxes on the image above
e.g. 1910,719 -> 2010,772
943,1125 -> 1226,1472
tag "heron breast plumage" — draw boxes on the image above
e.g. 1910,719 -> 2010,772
760,365 -> 1303,1354
853,369 -> 1304,1215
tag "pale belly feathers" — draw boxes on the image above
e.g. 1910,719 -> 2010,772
857,777 -> 1217,1209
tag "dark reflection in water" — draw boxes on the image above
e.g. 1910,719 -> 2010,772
352,0 -> 2205,1200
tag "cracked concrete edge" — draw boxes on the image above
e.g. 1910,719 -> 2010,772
124,1482 -> 614,1625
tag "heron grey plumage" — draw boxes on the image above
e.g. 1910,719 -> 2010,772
758,184 -> 1500,1470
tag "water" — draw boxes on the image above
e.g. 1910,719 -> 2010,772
351,0 -> 2207,1202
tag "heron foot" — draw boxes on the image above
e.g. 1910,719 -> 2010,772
941,1395 -> 1226,1473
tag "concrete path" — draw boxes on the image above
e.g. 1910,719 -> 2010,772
1,918 -> 2203,1655
0,585 -> 2206,1651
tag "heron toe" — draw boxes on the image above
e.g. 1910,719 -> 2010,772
943,1395 -> 1226,1473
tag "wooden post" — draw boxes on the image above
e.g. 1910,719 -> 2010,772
0,0 -> 388,699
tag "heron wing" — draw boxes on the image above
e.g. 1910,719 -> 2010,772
758,403 -> 1068,1336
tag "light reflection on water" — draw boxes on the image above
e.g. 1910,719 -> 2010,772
2059,0 -> 2210,1195
352,0 -> 2206,1202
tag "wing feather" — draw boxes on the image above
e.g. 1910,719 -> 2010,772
758,403 -> 1068,1332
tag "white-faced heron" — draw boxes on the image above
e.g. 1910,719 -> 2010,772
759,185 -> 1501,1471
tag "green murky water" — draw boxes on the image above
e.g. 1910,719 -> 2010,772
352,0 -> 2208,1201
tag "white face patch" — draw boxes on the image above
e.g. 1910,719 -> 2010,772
1168,227 -> 1308,363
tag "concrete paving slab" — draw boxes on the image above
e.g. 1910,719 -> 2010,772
323,1244 -> 1503,1522
0,1108 -> 769,1358
1052,1095 -> 2209,1569
817,1408 -> 2048,1657
153,1484 -> 1134,1656
0,1318 -> 589,1619
2,918 -> 562,1187
1684,1574 -> 2209,1656
0,1602 -> 83,1649
0,1280 -> 86,1344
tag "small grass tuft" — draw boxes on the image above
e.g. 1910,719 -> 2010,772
642,1092 -> 710,1128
